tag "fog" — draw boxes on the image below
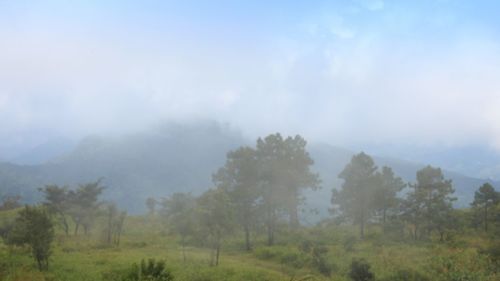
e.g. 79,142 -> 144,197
2,0 -> 500,161
2,2 -> 500,280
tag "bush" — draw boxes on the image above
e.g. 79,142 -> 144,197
5,206 -> 54,271
279,251 -> 308,268
254,247 -> 278,260
344,235 -> 358,252
349,258 -> 374,281
103,259 -> 174,281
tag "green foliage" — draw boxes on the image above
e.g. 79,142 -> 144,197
196,188 -> 235,266
332,152 -> 378,239
39,184 -> 72,235
213,146 -> 260,251
372,166 -> 406,224
380,268 -> 430,281
349,258 -> 374,281
471,183 -> 499,233
343,234 -> 359,252
67,179 -> 105,235
104,259 -> 174,281
101,202 -> 127,246
256,133 -> 319,244
427,248 -> 497,281
0,195 -> 22,211
402,166 -> 456,241
6,205 -> 54,271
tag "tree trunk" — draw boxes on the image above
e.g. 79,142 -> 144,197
215,244 -> 220,266
267,223 -> 274,246
288,195 -> 300,229
266,207 -> 275,246
59,212 -> 69,236
360,208 -> 365,239
107,213 -> 113,244
484,206 -> 488,232
244,225 -> 251,251
182,236 -> 186,262
74,222 -> 80,236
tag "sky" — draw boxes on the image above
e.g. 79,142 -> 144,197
1,0 -> 500,159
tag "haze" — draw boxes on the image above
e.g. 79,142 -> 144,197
1,0 -> 500,162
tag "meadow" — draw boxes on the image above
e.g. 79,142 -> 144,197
1,210 -> 498,281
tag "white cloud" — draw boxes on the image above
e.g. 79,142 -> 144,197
1,1 -> 500,156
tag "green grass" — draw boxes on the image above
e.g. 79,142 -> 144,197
0,212 -> 498,281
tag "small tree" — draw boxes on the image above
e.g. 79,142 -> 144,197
402,166 -> 456,240
372,166 -> 406,225
39,184 -> 71,235
67,180 -> 105,235
161,192 -> 196,262
213,146 -> 261,251
196,188 -> 234,266
7,206 -> 54,271
332,152 -> 378,239
471,183 -> 499,232
102,202 -> 127,246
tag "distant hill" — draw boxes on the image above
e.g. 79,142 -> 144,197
0,122 -> 497,216
10,137 -> 76,165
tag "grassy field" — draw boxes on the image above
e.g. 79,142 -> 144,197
0,211 -> 498,281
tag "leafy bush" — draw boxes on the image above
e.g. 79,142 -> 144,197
279,250 -> 308,268
254,247 -> 279,260
103,259 -> 174,281
344,235 -> 358,252
349,258 -> 374,281
5,206 -> 54,271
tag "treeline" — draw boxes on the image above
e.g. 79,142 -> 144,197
0,179 -> 126,270
2,132 -> 500,274
332,152 -> 500,241
154,133 -> 500,266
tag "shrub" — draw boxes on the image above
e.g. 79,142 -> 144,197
280,251 -> 308,268
344,235 -> 358,252
349,258 -> 374,281
103,259 -> 174,281
5,206 -> 54,271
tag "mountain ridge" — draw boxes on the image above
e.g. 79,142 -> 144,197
0,122 -> 497,216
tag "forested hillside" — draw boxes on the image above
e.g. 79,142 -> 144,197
0,122 -> 497,215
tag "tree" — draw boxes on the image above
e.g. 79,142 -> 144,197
372,166 -> 406,225
39,184 -> 71,235
213,146 -> 260,251
67,180 -> 105,235
332,152 -> 378,239
256,133 -> 319,244
196,188 -> 234,266
6,206 -> 54,271
402,166 -> 456,240
102,202 -> 127,246
161,192 -> 196,262
471,183 -> 499,232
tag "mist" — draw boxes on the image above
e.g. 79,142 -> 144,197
2,0 -> 500,159
1,1 -> 500,280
